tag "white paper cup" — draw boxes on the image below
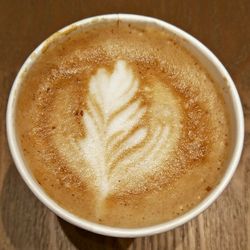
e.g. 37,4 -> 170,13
6,14 -> 244,238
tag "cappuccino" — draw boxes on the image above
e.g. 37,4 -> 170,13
16,20 -> 230,227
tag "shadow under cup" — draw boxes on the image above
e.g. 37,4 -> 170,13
6,14 -> 244,237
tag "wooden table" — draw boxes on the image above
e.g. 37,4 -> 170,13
0,1 -> 249,249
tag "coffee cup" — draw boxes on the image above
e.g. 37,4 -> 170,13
6,14 -> 244,237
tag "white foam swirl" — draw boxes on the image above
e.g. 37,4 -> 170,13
80,60 -> 171,196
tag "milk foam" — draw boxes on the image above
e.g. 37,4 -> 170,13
16,21 -> 230,227
80,60 -> 179,197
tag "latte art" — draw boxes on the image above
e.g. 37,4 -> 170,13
16,20 -> 230,227
80,60 -> 178,197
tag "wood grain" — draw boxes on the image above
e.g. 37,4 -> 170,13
0,0 -> 249,249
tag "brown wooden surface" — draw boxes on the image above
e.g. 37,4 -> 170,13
0,1 -> 249,249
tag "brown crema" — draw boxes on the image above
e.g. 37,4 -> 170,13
16,20 -> 230,227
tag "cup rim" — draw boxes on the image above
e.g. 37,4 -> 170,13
6,13 -> 244,238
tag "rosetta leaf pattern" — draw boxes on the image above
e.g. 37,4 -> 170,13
80,61 -> 147,193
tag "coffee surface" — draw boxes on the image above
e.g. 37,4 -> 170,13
16,20 -> 230,227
